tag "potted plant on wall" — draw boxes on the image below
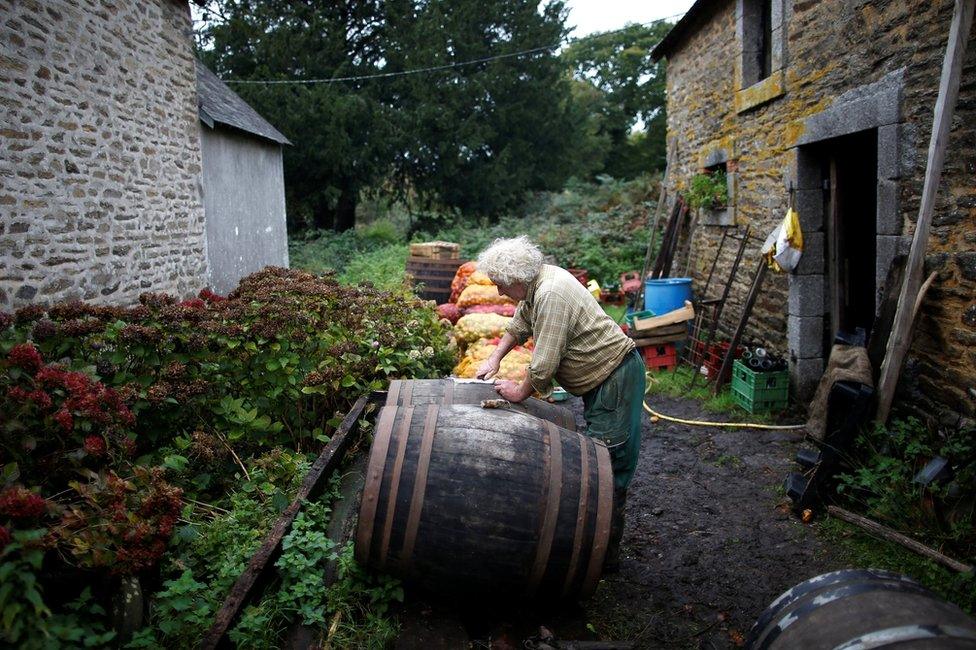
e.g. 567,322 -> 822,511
687,168 -> 732,226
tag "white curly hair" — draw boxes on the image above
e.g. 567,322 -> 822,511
476,235 -> 544,286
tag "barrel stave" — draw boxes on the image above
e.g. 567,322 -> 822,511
355,404 -> 611,601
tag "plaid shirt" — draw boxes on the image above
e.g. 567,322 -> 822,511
507,265 -> 635,396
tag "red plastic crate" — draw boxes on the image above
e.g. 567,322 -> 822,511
702,342 -> 744,381
640,343 -> 677,371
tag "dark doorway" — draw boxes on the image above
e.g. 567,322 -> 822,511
825,129 -> 878,338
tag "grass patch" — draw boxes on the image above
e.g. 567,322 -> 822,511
601,303 -> 628,324
816,516 -> 976,615
644,365 -> 771,419
337,243 -> 409,290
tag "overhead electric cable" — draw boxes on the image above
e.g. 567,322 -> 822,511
212,11 -> 687,86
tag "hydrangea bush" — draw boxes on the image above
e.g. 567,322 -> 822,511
0,267 -> 453,645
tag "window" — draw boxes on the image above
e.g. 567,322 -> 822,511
739,0 -> 779,88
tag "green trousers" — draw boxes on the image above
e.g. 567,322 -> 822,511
581,348 -> 646,489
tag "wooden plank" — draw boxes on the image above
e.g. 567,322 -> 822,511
875,0 -> 974,423
627,323 -> 686,338
633,301 -> 695,331
201,394 -> 371,650
630,144 -> 677,312
714,262 -> 767,394
867,254 -> 907,382
827,505 -> 973,573
631,332 -> 687,347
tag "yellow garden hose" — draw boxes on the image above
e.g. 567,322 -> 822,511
643,372 -> 807,430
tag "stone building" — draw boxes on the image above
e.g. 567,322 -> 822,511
652,0 -> 976,418
0,0 -> 290,308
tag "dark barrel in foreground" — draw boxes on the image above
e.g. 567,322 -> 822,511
386,378 -> 577,431
747,569 -> 976,649
354,404 -> 612,601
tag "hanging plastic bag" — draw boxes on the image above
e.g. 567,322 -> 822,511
762,206 -> 804,272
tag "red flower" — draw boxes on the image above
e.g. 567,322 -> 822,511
63,371 -> 90,396
8,343 -> 43,372
54,408 -> 73,432
27,390 -> 52,410
83,435 -> 106,457
179,298 -> 206,309
35,364 -> 66,387
199,288 -> 226,303
118,405 -> 136,427
0,486 -> 47,519
121,438 -> 137,457
6,386 -> 30,402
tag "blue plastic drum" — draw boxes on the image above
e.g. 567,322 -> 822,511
644,278 -> 693,316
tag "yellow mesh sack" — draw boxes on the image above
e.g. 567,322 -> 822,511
456,284 -> 516,309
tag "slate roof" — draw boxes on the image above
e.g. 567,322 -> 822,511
196,61 -> 291,145
651,0 -> 724,62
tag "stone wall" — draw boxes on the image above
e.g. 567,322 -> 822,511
0,0 -> 209,309
663,0 -> 976,418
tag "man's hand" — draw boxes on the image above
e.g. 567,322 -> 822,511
495,379 -> 532,403
476,356 -> 500,380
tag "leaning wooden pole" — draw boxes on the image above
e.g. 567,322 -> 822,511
827,505 -> 973,574
631,144 -> 677,313
875,0 -> 975,423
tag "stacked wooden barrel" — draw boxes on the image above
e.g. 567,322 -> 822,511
354,379 -> 613,601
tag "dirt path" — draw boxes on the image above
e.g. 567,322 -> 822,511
570,394 -> 842,649
396,394 -> 843,649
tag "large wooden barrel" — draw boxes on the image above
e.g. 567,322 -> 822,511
386,379 -> 577,432
354,404 -> 613,601
404,256 -> 464,303
746,569 -> 976,649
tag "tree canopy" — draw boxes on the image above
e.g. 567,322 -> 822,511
562,21 -> 671,179
196,2 -> 673,229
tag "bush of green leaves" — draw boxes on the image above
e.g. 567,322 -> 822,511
0,267 -> 452,646
835,417 -> 976,562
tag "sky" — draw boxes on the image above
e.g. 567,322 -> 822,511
563,0 -> 696,37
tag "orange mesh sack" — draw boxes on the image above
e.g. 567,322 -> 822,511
456,284 -> 516,309
467,271 -> 495,286
452,339 -> 532,380
449,261 -> 477,303
453,313 -> 511,345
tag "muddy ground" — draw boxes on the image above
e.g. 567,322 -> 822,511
397,393 -> 846,649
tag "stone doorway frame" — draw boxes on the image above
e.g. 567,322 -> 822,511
785,68 -> 913,399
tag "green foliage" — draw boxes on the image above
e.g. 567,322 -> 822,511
562,21 -> 673,178
338,244 -> 410,291
0,529 -> 116,649
199,0 -> 595,224
135,468 -> 401,649
686,170 -> 729,210
817,517 -> 976,614
834,417 -> 975,561
291,175 -> 663,289
1,267 -> 452,645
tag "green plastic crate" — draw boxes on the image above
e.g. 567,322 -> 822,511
624,309 -> 655,327
731,385 -> 789,414
730,360 -> 789,413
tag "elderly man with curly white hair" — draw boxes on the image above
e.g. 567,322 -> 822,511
475,235 -> 645,571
